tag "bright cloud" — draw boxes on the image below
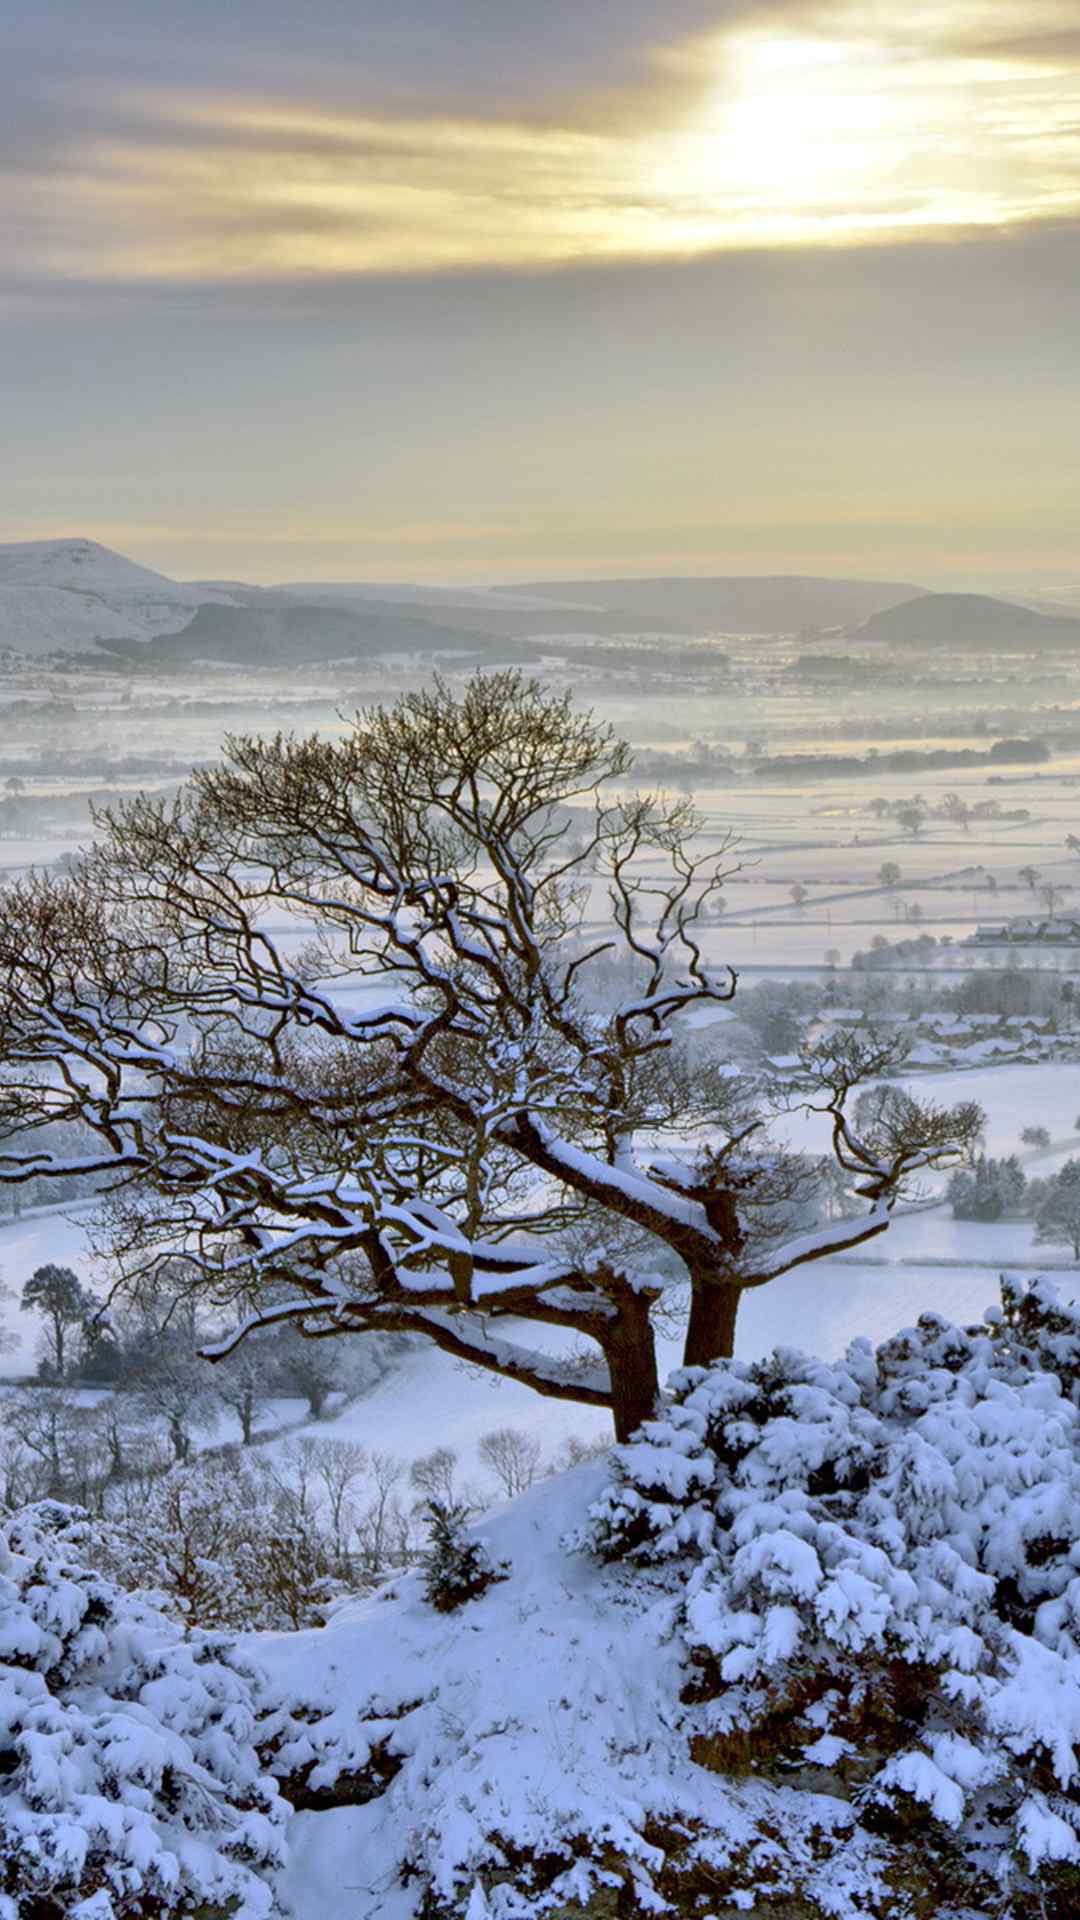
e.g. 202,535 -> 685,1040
5,1 -> 1080,282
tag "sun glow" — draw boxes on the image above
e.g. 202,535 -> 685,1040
645,32 -> 917,241
8,3 -> 1080,282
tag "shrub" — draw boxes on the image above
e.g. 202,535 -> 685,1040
420,1501 -> 506,1613
87,1452 -> 339,1631
0,1503 -> 287,1918
582,1277 -> 1080,1914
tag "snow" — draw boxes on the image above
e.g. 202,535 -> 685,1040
262,1460 -> 721,1920
237,1278 -> 1080,1916
9,678 -> 1080,1910
0,1505 -> 287,1916
259,1339 -> 613,1483
9,1050 -> 1080,1482
0,539 -> 235,657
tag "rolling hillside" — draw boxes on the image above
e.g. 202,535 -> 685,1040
99,598 -> 537,668
508,573 -> 923,633
0,538 -> 235,655
857,590 -> 1080,650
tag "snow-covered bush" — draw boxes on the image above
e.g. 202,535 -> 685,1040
582,1276 -> 1080,1915
86,1451 -> 339,1630
31,1273 -> 1070,1920
0,1502 -> 288,1918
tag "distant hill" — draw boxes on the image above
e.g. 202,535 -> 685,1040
272,582 -> 570,612
124,601 -> 734,673
273,583 -> 702,640
857,592 -> 1080,651
0,538 -> 236,656
507,575 -> 923,634
17,544 -> 1070,669
100,599 -> 540,668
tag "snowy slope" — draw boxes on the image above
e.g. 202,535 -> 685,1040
0,538 -> 234,655
253,1283 -> 1080,1919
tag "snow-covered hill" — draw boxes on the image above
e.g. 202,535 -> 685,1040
257,1282 -> 1080,1917
0,538 -> 234,656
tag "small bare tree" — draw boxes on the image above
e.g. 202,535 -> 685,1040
0,673 -> 979,1440
1,1388 -> 95,1501
214,1332 -> 276,1445
550,1431 -> 611,1472
409,1445 -> 460,1508
353,1449 -> 410,1581
478,1425 -> 543,1498
310,1437 -> 369,1569
0,1275 -> 15,1360
132,1347 -> 221,1464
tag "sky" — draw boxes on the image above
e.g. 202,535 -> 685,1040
2,0 -> 1079,586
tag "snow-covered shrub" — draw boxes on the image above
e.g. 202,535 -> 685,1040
88,1451 -> 338,1630
996,1270 -> 1080,1401
581,1277 -> 1080,1915
420,1500 -> 506,1613
0,1502 -> 288,1919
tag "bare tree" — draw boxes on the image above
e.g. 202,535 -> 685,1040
132,1345 -> 221,1464
1,1388 -> 97,1500
1034,1161 -> 1080,1261
275,1326 -> 347,1419
354,1449 -> 410,1580
409,1445 -> 460,1508
0,1275 -> 16,1359
0,674 -> 979,1440
940,793 -> 970,832
275,1435 -> 322,1526
215,1332 -> 276,1444
83,1392 -> 155,1486
478,1425 -> 543,1498
310,1437 -> 369,1568
550,1431 -> 611,1472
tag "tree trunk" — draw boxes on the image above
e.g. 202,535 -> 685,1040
682,1275 -> 741,1369
603,1301 -> 660,1443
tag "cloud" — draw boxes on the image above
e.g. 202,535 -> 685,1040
4,0 -> 1080,285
